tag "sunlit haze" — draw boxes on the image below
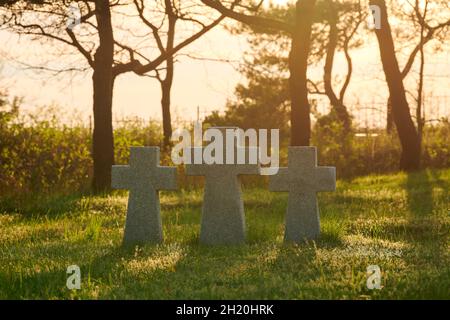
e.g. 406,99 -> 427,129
0,0 -> 449,128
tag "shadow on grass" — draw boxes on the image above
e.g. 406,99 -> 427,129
0,243 -> 130,299
343,170 -> 447,244
0,191 -> 108,218
430,170 -> 449,198
0,206 -> 348,300
403,170 -> 448,244
5,170 -> 448,298
161,199 -> 203,211
404,169 -> 449,217
399,170 -> 449,298
405,170 -> 433,217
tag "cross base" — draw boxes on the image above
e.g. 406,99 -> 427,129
123,190 -> 163,245
199,173 -> 246,245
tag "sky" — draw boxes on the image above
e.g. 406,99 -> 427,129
0,26 -> 248,123
0,0 -> 449,128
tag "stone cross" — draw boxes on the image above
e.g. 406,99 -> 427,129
186,127 -> 260,245
269,146 -> 335,242
112,147 -> 177,245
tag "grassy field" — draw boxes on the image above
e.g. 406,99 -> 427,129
0,169 -> 449,299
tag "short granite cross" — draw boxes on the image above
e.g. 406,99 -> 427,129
186,127 -> 260,245
269,146 -> 335,242
112,147 -> 177,245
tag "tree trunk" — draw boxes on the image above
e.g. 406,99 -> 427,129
160,75 -> 173,149
324,19 -> 351,132
416,24 -> 425,159
289,0 -> 316,146
386,97 -> 394,133
370,0 -> 420,171
92,0 -> 115,192
160,1 -> 175,149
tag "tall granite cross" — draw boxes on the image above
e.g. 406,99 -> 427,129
112,147 -> 177,245
269,146 -> 335,242
186,127 -> 260,245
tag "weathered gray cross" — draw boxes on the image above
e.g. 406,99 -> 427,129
112,147 -> 177,245
269,146 -> 335,242
186,127 -> 260,245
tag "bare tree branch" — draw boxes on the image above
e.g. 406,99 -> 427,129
200,0 -> 293,33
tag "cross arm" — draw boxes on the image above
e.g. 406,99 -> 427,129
153,166 -> 178,191
235,146 -> 260,175
269,168 -> 290,192
111,165 -> 131,190
314,167 -> 336,192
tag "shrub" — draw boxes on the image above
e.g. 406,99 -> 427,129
0,100 -> 164,200
0,96 -> 449,205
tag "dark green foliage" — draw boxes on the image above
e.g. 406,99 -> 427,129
421,118 -> 450,169
113,118 -> 163,165
203,74 -> 290,136
0,95 -> 449,204
206,97 -> 450,179
312,111 -> 450,178
0,96 -> 162,200
0,101 -> 92,196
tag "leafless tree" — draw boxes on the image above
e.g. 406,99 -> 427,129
0,0 -> 226,190
370,0 -> 422,171
385,0 -> 450,134
319,0 -> 366,131
132,0 -> 229,148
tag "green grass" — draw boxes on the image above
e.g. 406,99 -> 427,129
0,169 -> 449,299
